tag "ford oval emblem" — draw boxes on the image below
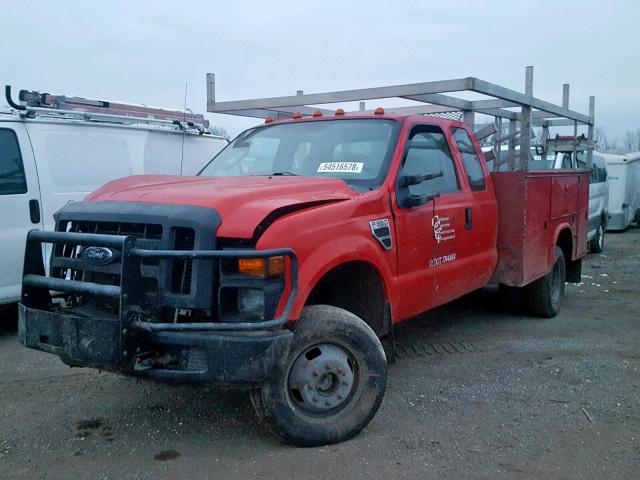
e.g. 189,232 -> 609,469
83,246 -> 115,266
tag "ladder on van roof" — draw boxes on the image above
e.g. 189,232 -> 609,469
4,85 -> 214,135
205,66 -> 596,170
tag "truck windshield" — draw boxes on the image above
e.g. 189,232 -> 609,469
199,119 -> 399,189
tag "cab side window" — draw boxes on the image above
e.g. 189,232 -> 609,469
403,126 -> 460,198
452,128 -> 486,191
0,129 -> 27,195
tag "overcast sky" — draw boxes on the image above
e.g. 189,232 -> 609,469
3,1 -> 639,140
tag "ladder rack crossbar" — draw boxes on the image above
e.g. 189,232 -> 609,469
205,72 -> 592,126
205,67 -> 596,169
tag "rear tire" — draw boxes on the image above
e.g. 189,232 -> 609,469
589,222 -> 604,253
250,305 -> 387,447
526,246 -> 566,318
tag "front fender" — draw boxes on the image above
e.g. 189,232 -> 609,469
255,198 -> 397,321
294,235 -> 395,318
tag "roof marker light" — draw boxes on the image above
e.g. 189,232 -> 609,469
265,115 -> 274,123
293,112 -> 302,119
335,108 -> 345,116
313,110 -> 323,117
374,107 -> 385,115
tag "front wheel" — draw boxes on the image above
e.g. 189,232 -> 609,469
526,246 -> 566,318
589,223 -> 605,253
251,305 -> 387,447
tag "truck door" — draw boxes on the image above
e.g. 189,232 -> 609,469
392,124 -> 470,318
450,127 -> 498,291
0,125 -> 43,304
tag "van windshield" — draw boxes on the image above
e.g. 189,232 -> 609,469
199,119 -> 399,189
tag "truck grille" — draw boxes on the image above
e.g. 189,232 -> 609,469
48,201 -> 220,315
52,221 -> 184,303
171,227 -> 195,295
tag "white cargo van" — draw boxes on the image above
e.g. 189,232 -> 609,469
554,150 -> 609,252
0,86 -> 228,305
596,151 -> 640,231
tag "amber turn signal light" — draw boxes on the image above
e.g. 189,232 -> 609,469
238,256 -> 285,277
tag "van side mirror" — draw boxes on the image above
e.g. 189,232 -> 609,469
398,170 -> 443,188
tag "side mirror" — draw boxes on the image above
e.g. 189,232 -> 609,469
396,169 -> 443,208
398,170 -> 443,188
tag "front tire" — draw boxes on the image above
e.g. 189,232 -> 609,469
589,222 -> 605,253
526,246 -> 566,318
251,305 -> 387,447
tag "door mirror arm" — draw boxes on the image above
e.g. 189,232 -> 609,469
401,192 -> 440,208
398,170 -> 443,188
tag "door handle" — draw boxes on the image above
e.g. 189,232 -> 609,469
465,207 -> 472,230
29,199 -> 41,224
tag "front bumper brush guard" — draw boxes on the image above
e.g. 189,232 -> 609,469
21,229 -> 298,333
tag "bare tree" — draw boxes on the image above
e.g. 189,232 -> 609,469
594,126 -> 619,150
210,126 -> 230,139
594,127 -> 607,149
622,128 -> 640,151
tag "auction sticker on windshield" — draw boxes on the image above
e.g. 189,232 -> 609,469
317,162 -> 364,173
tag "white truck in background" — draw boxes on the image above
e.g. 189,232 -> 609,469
596,151 -> 640,231
0,86 -> 228,306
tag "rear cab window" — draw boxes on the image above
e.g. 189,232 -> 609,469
452,128 -> 486,191
0,128 -> 27,195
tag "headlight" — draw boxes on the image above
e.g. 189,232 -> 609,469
237,288 -> 265,319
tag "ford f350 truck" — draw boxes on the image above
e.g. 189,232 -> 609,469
19,71 -> 594,446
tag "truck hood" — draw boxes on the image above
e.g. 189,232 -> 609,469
86,175 -> 356,238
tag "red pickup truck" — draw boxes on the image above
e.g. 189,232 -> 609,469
19,111 -> 588,446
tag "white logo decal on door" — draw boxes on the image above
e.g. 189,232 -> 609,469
432,215 -> 456,243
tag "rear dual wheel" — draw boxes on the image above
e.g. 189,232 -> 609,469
251,305 -> 387,447
527,246 -> 566,318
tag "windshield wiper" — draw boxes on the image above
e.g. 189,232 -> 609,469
270,172 -> 298,176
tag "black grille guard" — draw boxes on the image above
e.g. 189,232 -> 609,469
22,229 -> 298,332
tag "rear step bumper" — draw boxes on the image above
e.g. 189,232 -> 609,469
19,303 -> 293,385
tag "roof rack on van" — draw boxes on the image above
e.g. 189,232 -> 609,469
4,85 -> 213,135
205,66 -> 595,170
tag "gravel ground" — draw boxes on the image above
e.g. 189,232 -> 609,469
0,228 -> 638,480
